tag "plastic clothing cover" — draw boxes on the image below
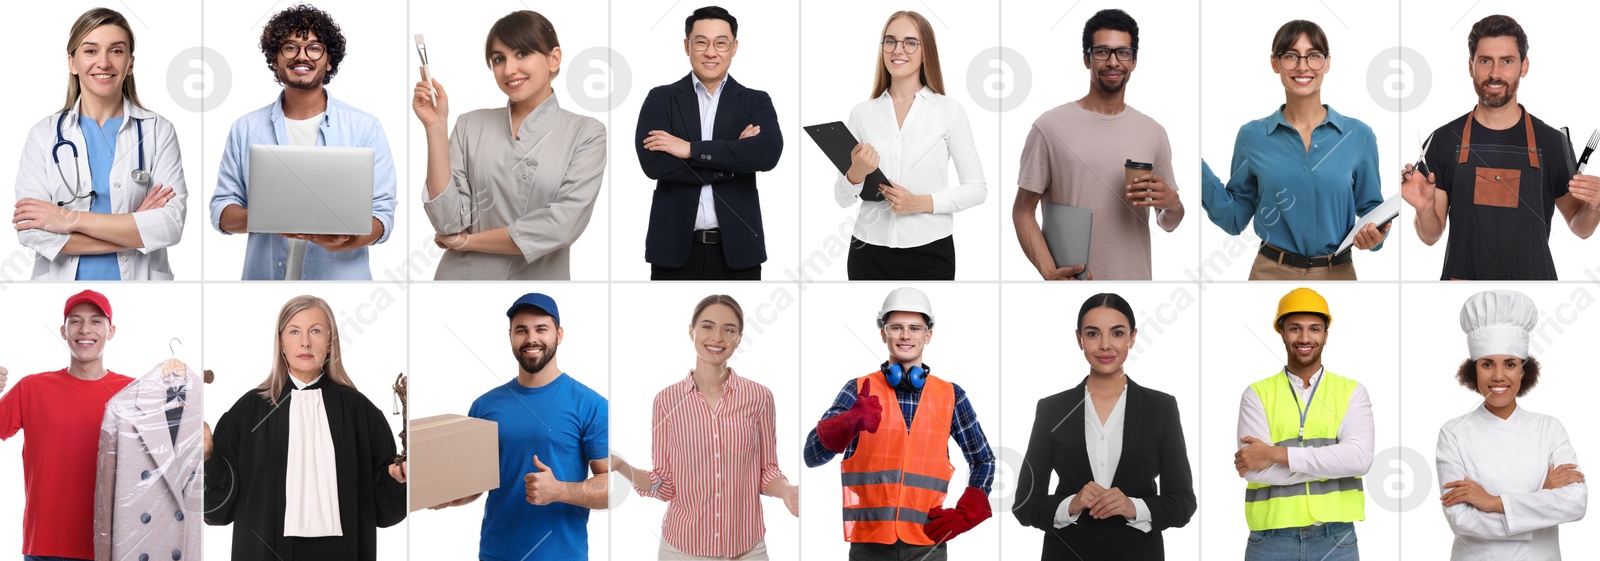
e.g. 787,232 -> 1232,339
94,359 -> 204,561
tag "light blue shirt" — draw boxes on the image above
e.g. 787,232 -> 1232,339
1202,104 -> 1384,256
76,115 -> 124,280
209,90 -> 397,280
692,76 -> 727,230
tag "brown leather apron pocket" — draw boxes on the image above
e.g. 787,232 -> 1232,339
1473,167 -> 1521,208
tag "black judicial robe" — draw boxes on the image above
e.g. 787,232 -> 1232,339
203,376 -> 406,561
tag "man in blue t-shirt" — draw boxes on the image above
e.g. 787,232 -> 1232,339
431,293 -> 610,561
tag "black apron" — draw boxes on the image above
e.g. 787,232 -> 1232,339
1442,107 -> 1558,280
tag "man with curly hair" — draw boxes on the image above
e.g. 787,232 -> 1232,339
209,4 -> 397,280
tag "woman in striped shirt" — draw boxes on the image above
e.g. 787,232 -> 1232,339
613,294 -> 800,560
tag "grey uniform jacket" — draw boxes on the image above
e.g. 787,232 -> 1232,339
95,362 -> 203,561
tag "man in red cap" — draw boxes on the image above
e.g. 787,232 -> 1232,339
0,290 -> 135,561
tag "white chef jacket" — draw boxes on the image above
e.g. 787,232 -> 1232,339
14,97 -> 188,280
1437,404 -> 1587,561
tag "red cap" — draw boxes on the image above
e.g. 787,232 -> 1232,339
63,290 -> 112,322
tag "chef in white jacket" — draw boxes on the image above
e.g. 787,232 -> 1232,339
1436,289 -> 1587,560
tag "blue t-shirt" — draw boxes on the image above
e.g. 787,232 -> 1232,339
76,115 -> 123,280
468,373 -> 607,561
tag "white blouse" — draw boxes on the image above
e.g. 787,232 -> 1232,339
1436,404 -> 1587,560
1052,386 -> 1152,531
832,86 -> 986,248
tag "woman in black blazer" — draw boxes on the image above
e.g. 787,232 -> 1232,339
1013,293 -> 1195,560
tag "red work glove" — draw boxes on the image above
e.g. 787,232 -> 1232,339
816,379 -> 884,453
924,486 -> 991,542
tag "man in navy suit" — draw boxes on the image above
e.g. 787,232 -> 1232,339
636,5 -> 783,280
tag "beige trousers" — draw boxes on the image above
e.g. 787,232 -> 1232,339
1248,251 -> 1358,280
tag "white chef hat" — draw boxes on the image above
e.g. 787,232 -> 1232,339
1459,290 -> 1538,360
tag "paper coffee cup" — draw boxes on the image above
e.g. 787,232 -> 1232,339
1124,159 -> 1154,187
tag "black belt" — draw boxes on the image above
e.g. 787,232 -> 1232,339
692,229 -> 721,245
1259,243 -> 1352,269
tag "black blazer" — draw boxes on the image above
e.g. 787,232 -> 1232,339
1012,376 -> 1195,561
635,73 -> 783,270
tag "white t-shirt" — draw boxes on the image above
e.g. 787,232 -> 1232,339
286,113 -> 324,147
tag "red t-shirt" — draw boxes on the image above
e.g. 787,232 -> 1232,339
0,368 -> 133,558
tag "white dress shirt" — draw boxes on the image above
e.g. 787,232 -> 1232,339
833,87 -> 986,248
692,76 -> 728,231
1437,404 -> 1587,561
284,372 -> 341,537
1053,386 -> 1153,531
1236,368 -> 1375,486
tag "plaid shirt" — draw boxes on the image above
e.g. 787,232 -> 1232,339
804,377 -> 995,493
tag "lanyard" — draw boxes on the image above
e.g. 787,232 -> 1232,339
1285,366 -> 1325,442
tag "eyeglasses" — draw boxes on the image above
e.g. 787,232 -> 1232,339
1086,47 -> 1135,61
691,38 -> 733,53
883,323 -> 928,336
1275,52 -> 1327,70
279,42 -> 327,61
882,38 -> 921,54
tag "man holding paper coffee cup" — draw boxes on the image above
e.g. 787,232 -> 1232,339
1013,9 -> 1185,281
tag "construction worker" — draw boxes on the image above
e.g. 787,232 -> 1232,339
1234,287 -> 1373,561
804,287 -> 996,560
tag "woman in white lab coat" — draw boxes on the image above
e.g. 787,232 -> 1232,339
13,7 -> 187,280
1436,290 -> 1587,560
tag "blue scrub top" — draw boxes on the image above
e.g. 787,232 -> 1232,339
75,115 -> 123,280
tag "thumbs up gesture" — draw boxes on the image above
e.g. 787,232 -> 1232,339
854,379 -> 883,433
524,455 -> 561,506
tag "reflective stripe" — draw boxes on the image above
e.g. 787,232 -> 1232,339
1273,437 -> 1340,448
842,507 -> 930,524
841,470 -> 903,486
1244,477 -> 1364,503
902,473 -> 950,492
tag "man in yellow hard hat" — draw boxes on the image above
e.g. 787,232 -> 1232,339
1233,287 -> 1373,560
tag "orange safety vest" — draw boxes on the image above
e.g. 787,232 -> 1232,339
839,370 -> 956,545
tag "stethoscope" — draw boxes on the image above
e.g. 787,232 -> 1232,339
51,109 -> 154,207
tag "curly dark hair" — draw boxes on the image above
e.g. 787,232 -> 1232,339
1456,356 -> 1540,397
1081,9 -> 1139,60
259,4 -> 346,85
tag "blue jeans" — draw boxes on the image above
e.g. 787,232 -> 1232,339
1244,521 -> 1359,561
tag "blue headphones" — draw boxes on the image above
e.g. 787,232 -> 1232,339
880,361 -> 930,389
52,109 -> 152,206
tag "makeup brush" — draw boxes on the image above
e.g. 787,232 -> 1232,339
415,34 -> 436,107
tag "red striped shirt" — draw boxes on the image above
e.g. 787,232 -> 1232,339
640,370 -> 786,557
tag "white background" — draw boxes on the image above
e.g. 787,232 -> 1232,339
797,283 -> 1001,557
0,0 -> 204,281
407,283 -> 610,560
607,1 -> 801,280
201,284 -> 407,561
406,2 -> 612,281
0,284 -> 204,554
1398,283 -> 1600,560
1198,282 -> 1401,558
609,283 -> 800,559
1199,0 -> 1403,281
201,0 -> 411,281
996,283 -> 1201,558
998,1 -> 1202,281
798,1 -> 1003,281
1397,2 -> 1600,281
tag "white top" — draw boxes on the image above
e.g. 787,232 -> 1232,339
283,374 -> 341,537
1053,385 -> 1152,531
1437,404 -> 1587,561
833,86 -> 986,248
285,113 -> 323,147
692,77 -> 727,231
1236,368 -> 1375,486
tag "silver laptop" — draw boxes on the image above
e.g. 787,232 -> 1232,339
247,145 -> 374,235
1042,203 -> 1093,280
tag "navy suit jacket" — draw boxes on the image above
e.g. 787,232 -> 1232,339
635,74 -> 783,270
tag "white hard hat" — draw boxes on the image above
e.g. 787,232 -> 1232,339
878,287 -> 934,329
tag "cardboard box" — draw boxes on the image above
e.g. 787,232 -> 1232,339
410,414 -> 500,512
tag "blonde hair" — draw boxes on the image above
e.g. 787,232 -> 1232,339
61,8 -> 145,113
871,11 -> 944,99
256,295 -> 357,405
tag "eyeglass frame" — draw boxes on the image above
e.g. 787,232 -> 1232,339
882,323 -> 930,336
689,37 -> 734,53
1274,51 -> 1328,70
278,41 -> 327,61
881,38 -> 922,54
1084,46 -> 1136,62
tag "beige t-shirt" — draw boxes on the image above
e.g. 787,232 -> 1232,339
1018,102 -> 1176,280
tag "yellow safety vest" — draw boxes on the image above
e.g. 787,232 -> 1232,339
1243,370 -> 1365,531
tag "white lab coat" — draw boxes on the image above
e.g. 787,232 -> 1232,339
1436,404 -> 1588,560
14,97 -> 187,279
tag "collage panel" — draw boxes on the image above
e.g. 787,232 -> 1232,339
998,1 -> 1201,282
408,283 -> 611,560
1198,282 -> 1402,559
998,282 -> 1202,559
797,283 -> 1001,558
609,283 -> 800,559
202,284 -> 408,561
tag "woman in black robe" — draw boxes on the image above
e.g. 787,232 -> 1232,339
203,295 -> 407,561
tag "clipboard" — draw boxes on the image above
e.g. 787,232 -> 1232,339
1042,203 -> 1093,280
1337,194 -> 1402,254
804,121 -> 890,201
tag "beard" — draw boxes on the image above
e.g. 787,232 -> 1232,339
1094,70 -> 1128,94
1475,77 -> 1518,108
515,342 -> 558,374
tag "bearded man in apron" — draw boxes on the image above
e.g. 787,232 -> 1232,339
1400,14 -> 1600,280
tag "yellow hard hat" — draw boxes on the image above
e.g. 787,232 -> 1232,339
1274,287 -> 1331,333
